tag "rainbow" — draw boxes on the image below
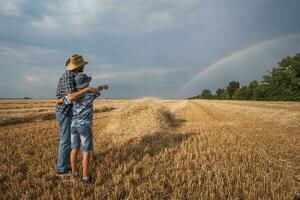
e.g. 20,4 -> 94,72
178,33 -> 300,95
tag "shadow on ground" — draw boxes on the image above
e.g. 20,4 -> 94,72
92,131 -> 194,188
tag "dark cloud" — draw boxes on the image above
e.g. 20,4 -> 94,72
0,0 -> 300,98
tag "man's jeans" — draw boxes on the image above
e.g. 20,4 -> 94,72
55,112 -> 72,173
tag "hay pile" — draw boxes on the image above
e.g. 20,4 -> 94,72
105,98 -> 177,140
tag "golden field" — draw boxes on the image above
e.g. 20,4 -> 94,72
0,99 -> 300,199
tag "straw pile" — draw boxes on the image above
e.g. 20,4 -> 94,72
105,98 -> 178,140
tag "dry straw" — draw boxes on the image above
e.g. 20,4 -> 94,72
105,98 -> 178,141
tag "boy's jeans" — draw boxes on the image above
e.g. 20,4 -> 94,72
55,112 -> 72,173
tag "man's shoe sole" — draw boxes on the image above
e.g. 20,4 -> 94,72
56,172 -> 72,177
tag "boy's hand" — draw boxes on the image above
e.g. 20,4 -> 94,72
97,85 -> 109,92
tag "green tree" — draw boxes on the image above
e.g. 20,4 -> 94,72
220,89 -> 230,100
188,53 -> 300,101
262,53 -> 300,100
232,86 -> 248,100
201,89 -> 213,99
226,81 -> 240,99
247,80 -> 259,100
188,94 -> 201,99
216,88 -> 224,99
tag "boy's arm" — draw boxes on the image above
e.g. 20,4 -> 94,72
94,92 -> 101,99
94,85 -> 108,99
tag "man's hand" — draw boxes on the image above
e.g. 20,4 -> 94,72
56,98 -> 63,104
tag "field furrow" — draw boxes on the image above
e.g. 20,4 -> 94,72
0,99 -> 299,199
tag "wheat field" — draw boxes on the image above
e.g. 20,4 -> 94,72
0,99 -> 300,199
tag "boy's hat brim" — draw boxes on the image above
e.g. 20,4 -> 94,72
76,76 -> 92,89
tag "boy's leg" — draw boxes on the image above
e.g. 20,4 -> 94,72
70,126 -> 81,175
56,112 -> 72,174
70,149 -> 79,175
82,152 -> 90,178
78,126 -> 93,178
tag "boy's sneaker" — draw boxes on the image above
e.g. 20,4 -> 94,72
82,176 -> 94,184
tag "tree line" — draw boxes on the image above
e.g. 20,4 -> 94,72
189,53 -> 300,101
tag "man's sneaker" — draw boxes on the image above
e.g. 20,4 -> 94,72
56,168 -> 72,177
82,176 -> 94,184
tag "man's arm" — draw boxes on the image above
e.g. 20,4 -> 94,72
64,72 -> 97,102
56,87 -> 98,105
67,87 -> 98,101
55,94 -> 72,105
56,98 -> 63,104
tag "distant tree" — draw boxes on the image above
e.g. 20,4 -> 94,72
201,89 -> 213,99
216,88 -> 224,99
220,89 -> 230,100
188,94 -> 201,99
232,87 -> 248,100
188,53 -> 300,101
226,81 -> 240,99
239,86 -> 249,100
261,53 -> 300,100
232,89 -> 241,100
247,81 -> 259,100
253,84 -> 269,100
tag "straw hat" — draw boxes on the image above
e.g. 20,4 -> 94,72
65,54 -> 88,71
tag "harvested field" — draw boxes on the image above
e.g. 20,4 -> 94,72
0,99 -> 300,199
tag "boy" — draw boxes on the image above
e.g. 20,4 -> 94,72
58,73 -> 108,183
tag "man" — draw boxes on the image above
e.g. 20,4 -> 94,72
55,54 -> 97,176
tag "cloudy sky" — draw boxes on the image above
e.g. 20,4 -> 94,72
0,0 -> 299,99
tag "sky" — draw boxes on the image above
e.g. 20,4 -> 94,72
0,0 -> 300,99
